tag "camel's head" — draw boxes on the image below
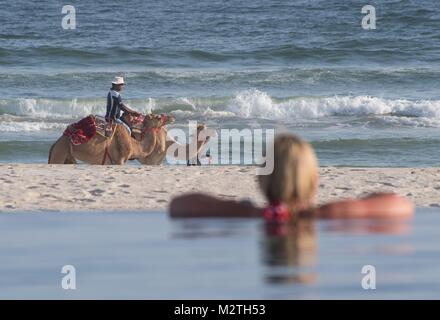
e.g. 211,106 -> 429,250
194,123 -> 216,145
162,113 -> 175,125
143,113 -> 175,129
196,123 -> 206,133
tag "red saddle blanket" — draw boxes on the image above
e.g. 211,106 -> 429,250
63,115 -> 97,145
121,113 -> 145,134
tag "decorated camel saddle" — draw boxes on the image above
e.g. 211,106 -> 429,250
120,113 -> 146,137
63,113 -> 174,145
122,113 -> 173,140
63,115 -> 96,145
63,115 -> 117,145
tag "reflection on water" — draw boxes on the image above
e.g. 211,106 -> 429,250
0,210 -> 436,299
261,220 -> 317,285
170,217 -> 413,292
321,219 -> 412,235
260,218 -> 413,288
170,219 -> 249,239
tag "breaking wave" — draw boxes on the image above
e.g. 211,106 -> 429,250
3,90 -> 440,132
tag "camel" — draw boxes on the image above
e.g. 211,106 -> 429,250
48,114 -> 174,165
137,124 -> 213,165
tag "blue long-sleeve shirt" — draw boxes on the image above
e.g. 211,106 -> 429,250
105,89 -> 123,120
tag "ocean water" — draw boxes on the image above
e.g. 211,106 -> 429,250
1,0 -> 440,165
0,209 -> 437,299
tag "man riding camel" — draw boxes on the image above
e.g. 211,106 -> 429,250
105,76 -> 141,134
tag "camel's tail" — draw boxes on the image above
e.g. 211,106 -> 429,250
48,142 -> 56,164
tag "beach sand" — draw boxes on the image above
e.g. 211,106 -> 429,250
0,164 -> 439,212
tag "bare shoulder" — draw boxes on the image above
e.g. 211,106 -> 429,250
169,193 -> 261,218
314,193 -> 414,219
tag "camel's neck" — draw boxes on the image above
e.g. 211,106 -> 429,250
196,137 -> 206,152
186,133 -> 206,159
131,129 -> 157,159
129,138 -> 144,159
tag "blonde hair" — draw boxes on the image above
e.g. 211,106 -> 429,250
258,134 -> 318,213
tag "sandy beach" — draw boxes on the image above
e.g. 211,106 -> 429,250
0,164 -> 438,212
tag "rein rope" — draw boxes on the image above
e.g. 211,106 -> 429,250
101,142 -> 114,165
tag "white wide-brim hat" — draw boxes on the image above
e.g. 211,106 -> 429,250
112,76 -> 125,85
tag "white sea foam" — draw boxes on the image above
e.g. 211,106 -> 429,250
227,89 -> 440,120
2,91 -> 440,131
0,98 -> 105,119
0,120 -> 66,132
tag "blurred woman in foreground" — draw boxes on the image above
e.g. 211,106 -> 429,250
170,134 -> 413,221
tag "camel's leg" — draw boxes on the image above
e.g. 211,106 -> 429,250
64,155 -> 77,164
48,136 -> 72,164
112,159 -> 125,165
102,150 -> 125,165
186,154 -> 201,166
105,134 -> 127,165
138,148 -> 166,165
